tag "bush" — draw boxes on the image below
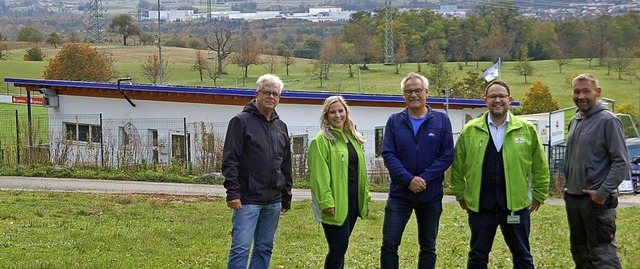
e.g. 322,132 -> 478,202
23,47 -> 45,61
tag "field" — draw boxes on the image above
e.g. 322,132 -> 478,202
2,44 -> 640,113
0,190 -> 639,268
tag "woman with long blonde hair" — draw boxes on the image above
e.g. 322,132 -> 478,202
308,95 -> 372,269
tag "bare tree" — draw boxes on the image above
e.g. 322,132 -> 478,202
281,49 -> 294,76
230,34 -> 263,82
204,22 -> 233,75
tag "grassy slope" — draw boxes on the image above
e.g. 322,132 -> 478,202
2,45 -> 639,111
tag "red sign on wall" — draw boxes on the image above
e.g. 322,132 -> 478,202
11,95 -> 44,106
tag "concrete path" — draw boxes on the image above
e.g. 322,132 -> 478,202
1,176 -> 639,207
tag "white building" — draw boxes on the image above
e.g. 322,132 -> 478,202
148,10 -> 195,22
5,78 -> 496,168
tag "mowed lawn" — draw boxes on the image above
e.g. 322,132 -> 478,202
0,190 -> 639,268
2,44 -> 640,112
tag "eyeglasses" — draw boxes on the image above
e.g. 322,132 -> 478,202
486,94 -> 509,100
403,88 -> 425,95
260,91 -> 280,98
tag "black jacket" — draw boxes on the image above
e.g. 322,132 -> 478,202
222,99 -> 293,209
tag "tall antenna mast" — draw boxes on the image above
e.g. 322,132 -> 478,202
88,0 -> 104,43
384,0 -> 394,65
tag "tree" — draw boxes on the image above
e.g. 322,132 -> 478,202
46,32 -> 63,48
281,48 -> 294,76
44,43 -> 117,82
230,34 -> 262,79
519,80 -> 559,114
24,47 -> 45,61
337,42 -> 361,78
0,40 -> 8,61
139,32 -> 155,45
192,50 -> 208,82
204,22 -> 233,75
17,27 -> 44,45
514,58 -> 535,83
607,48 -> 635,79
67,31 -> 81,43
451,71 -> 486,99
141,54 -> 170,84
394,40 -> 408,74
108,15 -> 141,46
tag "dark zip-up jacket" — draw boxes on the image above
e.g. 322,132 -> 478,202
382,105 -> 454,203
565,103 -> 629,198
222,99 -> 293,209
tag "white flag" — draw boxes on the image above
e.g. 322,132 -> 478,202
482,62 -> 500,82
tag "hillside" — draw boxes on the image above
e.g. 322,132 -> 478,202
2,44 -> 640,113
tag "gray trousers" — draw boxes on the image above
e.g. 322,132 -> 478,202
564,193 -> 621,269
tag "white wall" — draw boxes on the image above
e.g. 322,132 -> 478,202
48,95 -> 487,166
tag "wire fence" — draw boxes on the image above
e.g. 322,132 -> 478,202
0,110 -> 391,182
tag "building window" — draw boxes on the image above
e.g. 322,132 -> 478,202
375,127 -> 384,158
291,134 -> 308,156
64,123 -> 101,143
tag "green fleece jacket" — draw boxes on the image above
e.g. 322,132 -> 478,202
308,127 -> 371,225
450,111 -> 550,212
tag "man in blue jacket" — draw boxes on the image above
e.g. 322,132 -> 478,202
380,72 -> 454,269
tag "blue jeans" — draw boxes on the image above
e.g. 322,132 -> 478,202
227,202 -> 282,269
380,198 -> 443,269
467,207 -> 533,269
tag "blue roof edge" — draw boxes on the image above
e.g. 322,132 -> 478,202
4,78 -> 512,107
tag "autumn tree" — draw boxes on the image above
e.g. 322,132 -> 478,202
17,27 -> 44,45
141,54 -> 170,84
230,34 -> 263,79
519,80 -> 559,114
394,40 -> 408,74
615,103 -> 639,138
46,32 -> 63,48
108,14 -> 141,46
44,43 -> 116,81
192,50 -> 208,82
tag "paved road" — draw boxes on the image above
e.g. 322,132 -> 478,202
1,176 -> 638,207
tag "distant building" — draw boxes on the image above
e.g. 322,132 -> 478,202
148,10 -> 195,22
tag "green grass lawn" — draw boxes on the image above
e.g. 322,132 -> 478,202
0,190 -> 638,268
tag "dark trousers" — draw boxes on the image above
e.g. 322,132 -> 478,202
380,198 -> 442,269
321,194 -> 359,269
467,207 -> 533,269
564,193 -> 621,269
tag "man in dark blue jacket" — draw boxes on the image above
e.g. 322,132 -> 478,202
380,72 -> 454,269
223,74 -> 293,269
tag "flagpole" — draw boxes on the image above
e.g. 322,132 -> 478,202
498,57 -> 501,80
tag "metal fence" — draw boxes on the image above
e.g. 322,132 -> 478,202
0,111 -> 389,181
1,110 -> 570,184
